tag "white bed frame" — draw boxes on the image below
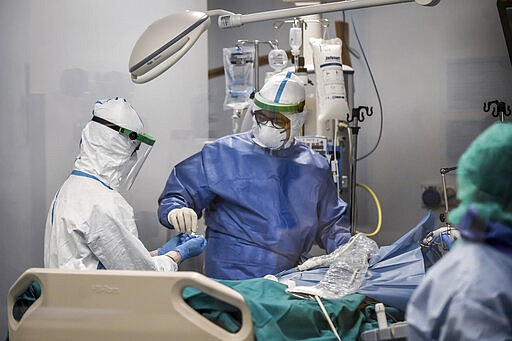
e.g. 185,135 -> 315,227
8,268 -> 253,340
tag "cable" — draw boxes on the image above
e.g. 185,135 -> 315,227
350,16 -> 383,161
314,295 -> 341,341
340,11 -> 361,59
355,183 -> 382,237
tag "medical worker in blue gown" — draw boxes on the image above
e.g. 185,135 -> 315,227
44,98 -> 206,271
407,122 -> 512,340
158,72 -> 351,280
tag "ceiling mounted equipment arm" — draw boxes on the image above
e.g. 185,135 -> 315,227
218,0 -> 440,28
129,0 -> 440,83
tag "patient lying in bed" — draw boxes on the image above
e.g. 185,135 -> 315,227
12,212 -> 440,340
183,211 -> 439,340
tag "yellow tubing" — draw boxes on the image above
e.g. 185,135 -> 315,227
355,183 -> 382,237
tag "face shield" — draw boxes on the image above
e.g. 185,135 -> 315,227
91,115 -> 155,191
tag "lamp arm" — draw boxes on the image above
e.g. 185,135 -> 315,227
218,0 -> 439,28
129,0 -> 440,83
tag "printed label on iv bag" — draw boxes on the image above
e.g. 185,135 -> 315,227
310,38 -> 350,127
322,68 -> 345,96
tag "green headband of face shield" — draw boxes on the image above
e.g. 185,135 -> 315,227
91,115 -> 155,146
253,92 -> 305,113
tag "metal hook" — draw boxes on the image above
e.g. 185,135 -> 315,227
321,19 -> 329,40
273,21 -> 284,30
483,100 -> 511,121
346,106 -> 373,123
236,40 -> 250,49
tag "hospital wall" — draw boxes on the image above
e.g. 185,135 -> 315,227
207,0 -> 512,246
0,0 -> 510,336
0,0 -> 208,336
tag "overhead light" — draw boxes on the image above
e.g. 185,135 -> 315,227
129,10 -> 211,83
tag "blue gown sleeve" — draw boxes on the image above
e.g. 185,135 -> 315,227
157,151 -> 216,229
315,177 -> 351,253
407,243 -> 512,340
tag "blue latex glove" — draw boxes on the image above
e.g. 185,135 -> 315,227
174,235 -> 208,261
157,234 -> 183,256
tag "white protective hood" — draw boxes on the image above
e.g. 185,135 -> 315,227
73,98 -> 144,190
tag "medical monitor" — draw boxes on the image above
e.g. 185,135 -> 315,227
498,0 -> 512,65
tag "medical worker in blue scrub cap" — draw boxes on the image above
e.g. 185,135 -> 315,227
44,98 -> 206,271
407,122 -> 512,340
158,72 -> 351,280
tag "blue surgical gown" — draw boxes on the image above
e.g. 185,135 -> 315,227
407,241 -> 512,340
158,132 -> 350,279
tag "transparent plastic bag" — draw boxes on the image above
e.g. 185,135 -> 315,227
316,234 -> 379,297
289,234 -> 379,299
223,45 -> 255,110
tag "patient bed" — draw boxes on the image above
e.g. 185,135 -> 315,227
8,268 -> 401,341
8,268 -> 253,340
8,212 -> 444,340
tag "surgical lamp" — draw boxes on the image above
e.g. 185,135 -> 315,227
129,0 -> 440,83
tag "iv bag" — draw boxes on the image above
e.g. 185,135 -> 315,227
268,49 -> 288,72
223,45 -> 255,111
310,37 -> 350,135
289,27 -> 302,56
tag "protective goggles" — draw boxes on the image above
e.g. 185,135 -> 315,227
253,92 -> 305,113
91,115 -> 155,192
253,109 -> 290,129
91,115 -> 155,146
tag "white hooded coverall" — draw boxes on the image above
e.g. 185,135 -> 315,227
44,98 -> 176,271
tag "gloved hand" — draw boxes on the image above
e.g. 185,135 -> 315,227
157,234 -> 183,256
167,207 -> 198,234
174,234 -> 207,262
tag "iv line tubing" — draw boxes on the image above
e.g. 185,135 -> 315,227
315,295 -> 342,341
